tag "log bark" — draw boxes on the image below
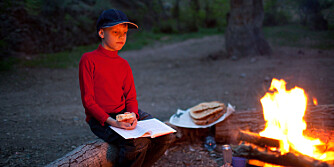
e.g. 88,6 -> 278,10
233,143 -> 333,167
225,0 -> 272,58
237,130 -> 280,148
215,109 -> 265,143
304,105 -> 334,130
46,139 -> 118,167
165,122 -> 211,144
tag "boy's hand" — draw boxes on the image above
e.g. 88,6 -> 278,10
106,116 -> 137,130
120,112 -> 137,130
115,119 -> 137,130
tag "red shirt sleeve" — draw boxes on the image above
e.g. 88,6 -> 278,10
79,54 -> 109,126
123,65 -> 139,118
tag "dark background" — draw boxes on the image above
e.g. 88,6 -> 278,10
1,0 -> 333,56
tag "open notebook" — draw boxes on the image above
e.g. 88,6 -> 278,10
109,118 -> 176,139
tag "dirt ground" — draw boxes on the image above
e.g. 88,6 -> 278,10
0,35 -> 334,166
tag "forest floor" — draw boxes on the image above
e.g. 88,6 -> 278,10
1,35 -> 334,166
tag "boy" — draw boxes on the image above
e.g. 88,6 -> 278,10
79,9 -> 175,167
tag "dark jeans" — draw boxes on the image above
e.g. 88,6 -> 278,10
88,109 -> 175,167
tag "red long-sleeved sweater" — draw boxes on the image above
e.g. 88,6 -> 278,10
79,45 -> 138,126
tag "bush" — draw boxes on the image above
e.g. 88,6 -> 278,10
264,10 -> 290,26
263,0 -> 291,26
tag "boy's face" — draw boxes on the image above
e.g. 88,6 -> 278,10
99,24 -> 128,51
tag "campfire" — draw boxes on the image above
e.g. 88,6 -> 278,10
232,78 -> 334,167
259,78 -> 333,161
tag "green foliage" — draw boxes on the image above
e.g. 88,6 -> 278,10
211,0 -> 230,27
149,0 -> 229,33
0,57 -> 20,71
21,28 -> 222,69
152,19 -> 178,34
289,0 -> 333,30
92,0 -> 113,13
25,0 -> 43,15
64,14 -> 78,25
264,10 -> 290,26
23,44 -> 99,69
264,24 -> 334,49
263,0 -> 290,26
0,40 -> 8,48
321,3 -> 334,25
0,0 -> 13,13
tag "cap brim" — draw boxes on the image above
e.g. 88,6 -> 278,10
101,21 -> 138,29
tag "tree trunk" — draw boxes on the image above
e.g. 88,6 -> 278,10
46,139 -> 118,167
189,0 -> 201,32
172,0 -> 181,31
225,0 -> 272,58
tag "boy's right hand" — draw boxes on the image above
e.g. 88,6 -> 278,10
116,118 -> 137,130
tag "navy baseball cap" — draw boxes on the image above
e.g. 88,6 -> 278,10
96,9 -> 138,32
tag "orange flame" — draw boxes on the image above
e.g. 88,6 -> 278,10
313,97 -> 318,106
259,78 -> 333,161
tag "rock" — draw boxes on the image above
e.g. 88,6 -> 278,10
240,73 -> 246,78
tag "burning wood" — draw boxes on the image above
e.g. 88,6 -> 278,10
258,78 -> 334,161
237,130 -> 280,148
232,143 -> 334,167
234,129 -> 334,166
224,78 -> 334,167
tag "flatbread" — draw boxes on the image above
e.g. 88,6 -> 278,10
116,113 -> 134,122
189,105 -> 225,120
189,101 -> 224,113
192,109 -> 225,125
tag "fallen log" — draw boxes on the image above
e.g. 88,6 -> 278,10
237,130 -> 280,148
215,109 -> 265,143
304,104 -> 334,130
232,143 -> 334,167
46,139 -> 118,167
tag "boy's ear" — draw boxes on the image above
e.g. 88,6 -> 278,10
98,29 -> 104,39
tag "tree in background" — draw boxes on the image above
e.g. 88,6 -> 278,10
0,0 -> 114,56
225,0 -> 272,58
263,0 -> 290,26
298,0 -> 331,30
152,0 -> 229,33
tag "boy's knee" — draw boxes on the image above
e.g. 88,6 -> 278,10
125,138 -> 151,152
